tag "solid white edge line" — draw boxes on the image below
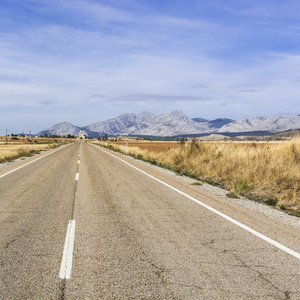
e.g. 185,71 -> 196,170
92,143 -> 300,261
75,173 -> 79,180
0,143 -> 73,179
59,220 -> 76,279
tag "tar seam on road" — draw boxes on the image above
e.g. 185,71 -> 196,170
59,220 -> 76,279
0,143 -> 72,179
92,143 -> 300,261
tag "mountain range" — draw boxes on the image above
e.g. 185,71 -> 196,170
37,110 -> 300,137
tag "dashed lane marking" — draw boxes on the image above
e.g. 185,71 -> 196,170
59,220 -> 76,279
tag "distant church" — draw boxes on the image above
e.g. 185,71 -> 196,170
77,131 -> 86,139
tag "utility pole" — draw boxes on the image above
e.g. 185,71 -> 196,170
29,130 -> 32,152
6,128 -> 7,144
126,131 -> 128,154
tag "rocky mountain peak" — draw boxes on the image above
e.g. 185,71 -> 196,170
37,111 -> 300,137
166,109 -> 188,121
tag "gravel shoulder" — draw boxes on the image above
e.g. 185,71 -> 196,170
116,149 -> 300,232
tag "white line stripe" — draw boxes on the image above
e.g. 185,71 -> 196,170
0,144 -> 72,179
75,173 -> 79,180
78,160 -> 80,164
92,144 -> 300,261
59,220 -> 76,279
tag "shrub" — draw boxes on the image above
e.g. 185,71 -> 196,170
232,178 -> 254,195
264,195 -> 278,206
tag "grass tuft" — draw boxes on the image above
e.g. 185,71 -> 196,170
232,178 -> 254,195
192,182 -> 203,186
202,178 -> 217,186
264,195 -> 279,207
226,192 -> 240,199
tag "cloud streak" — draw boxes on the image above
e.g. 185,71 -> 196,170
114,95 -> 210,102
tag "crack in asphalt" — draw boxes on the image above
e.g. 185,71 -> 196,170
232,252 -> 292,299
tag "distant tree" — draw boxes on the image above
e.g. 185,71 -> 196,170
48,134 -> 58,138
44,133 -> 48,138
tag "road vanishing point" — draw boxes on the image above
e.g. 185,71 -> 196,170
0,142 -> 299,299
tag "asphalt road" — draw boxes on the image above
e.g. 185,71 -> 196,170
0,142 -> 299,299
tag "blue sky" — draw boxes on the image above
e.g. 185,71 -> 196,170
0,0 -> 300,134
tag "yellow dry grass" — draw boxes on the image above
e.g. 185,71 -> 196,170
97,139 -> 300,210
0,143 -> 59,163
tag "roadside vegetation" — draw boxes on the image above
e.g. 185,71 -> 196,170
0,137 -> 70,163
94,138 -> 300,214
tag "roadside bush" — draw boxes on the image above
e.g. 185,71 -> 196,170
264,195 -> 278,206
232,178 -> 254,195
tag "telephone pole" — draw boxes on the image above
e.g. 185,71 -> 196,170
6,128 -> 7,144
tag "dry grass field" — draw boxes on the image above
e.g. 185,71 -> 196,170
0,143 -> 60,163
0,136 -> 75,144
97,138 -> 300,212
0,136 -> 75,163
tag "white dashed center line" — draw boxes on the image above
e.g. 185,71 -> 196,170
59,220 -> 76,279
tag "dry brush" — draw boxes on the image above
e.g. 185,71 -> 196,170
98,138 -> 300,211
0,143 -> 60,163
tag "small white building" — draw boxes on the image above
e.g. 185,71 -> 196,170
78,131 -> 86,139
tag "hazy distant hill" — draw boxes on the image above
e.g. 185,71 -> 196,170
209,118 -> 235,128
37,111 -> 300,137
86,111 -> 156,136
37,122 -> 85,137
218,116 -> 300,133
128,110 -> 214,136
270,130 -> 300,139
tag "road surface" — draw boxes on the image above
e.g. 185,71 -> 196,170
0,142 -> 299,299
